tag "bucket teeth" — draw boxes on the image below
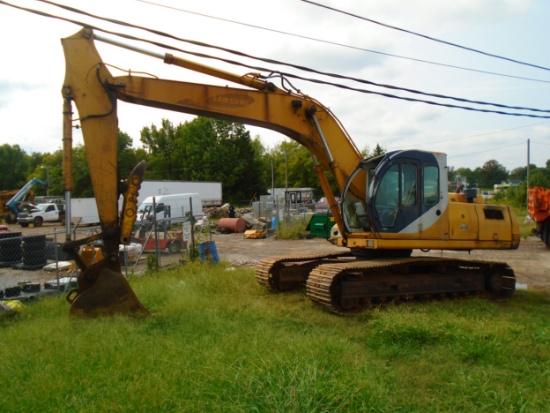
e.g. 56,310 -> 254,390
69,268 -> 148,318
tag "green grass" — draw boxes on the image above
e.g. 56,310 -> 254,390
276,214 -> 312,239
1,263 -> 549,412
513,206 -> 537,239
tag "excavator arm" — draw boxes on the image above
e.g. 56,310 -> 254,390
60,28 -> 362,316
62,28 -> 363,193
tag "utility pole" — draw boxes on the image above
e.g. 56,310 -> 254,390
527,139 -> 530,209
270,157 -> 274,199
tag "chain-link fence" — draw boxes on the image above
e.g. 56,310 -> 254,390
252,194 -> 314,232
0,198 -> 318,303
0,214 -> 216,302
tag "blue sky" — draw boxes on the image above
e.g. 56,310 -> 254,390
0,0 -> 549,172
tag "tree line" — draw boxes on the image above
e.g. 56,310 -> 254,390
1,116 -> 549,206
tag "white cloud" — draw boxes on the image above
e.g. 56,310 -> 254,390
0,0 -> 547,172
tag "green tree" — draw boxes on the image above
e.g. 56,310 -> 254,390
28,152 -> 46,180
530,168 -> 550,188
140,119 -> 181,180
268,139 -> 341,199
506,165 -> 550,209
454,167 -> 479,188
43,151 -> 63,196
360,143 -> 386,158
279,141 -> 304,189
251,135 -> 270,197
29,151 -> 63,197
30,131 -> 145,198
117,130 -> 149,178
478,160 -> 508,188
509,164 -> 537,181
0,144 -> 30,190
71,144 -> 93,197
178,117 -> 266,202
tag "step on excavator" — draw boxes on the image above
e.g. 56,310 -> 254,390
60,28 -> 519,316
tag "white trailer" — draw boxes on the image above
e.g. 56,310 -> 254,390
136,193 -> 203,221
138,180 -> 222,207
70,198 -> 100,226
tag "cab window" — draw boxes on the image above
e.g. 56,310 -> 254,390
342,167 -> 369,232
423,165 -> 439,206
401,164 -> 417,207
375,164 -> 399,227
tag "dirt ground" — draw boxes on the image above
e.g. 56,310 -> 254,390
212,232 -> 550,290
1,222 -> 549,291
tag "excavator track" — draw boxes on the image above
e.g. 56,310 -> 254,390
255,251 -> 355,292
306,257 -> 516,314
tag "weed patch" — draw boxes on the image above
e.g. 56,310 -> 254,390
1,263 -> 548,412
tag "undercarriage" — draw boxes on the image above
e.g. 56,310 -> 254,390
255,254 -> 515,314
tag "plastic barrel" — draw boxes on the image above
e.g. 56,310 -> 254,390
199,241 -> 219,264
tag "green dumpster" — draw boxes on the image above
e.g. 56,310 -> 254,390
306,211 -> 335,239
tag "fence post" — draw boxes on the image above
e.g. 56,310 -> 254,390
189,198 -> 195,260
152,197 -> 160,268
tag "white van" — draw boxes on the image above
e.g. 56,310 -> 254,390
136,193 -> 203,222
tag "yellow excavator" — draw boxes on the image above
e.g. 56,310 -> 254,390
61,28 -> 518,316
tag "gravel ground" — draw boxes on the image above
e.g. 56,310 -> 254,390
1,222 -> 549,292
213,232 -> 550,290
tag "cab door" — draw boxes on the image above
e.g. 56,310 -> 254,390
372,160 -> 420,236
44,204 -> 58,221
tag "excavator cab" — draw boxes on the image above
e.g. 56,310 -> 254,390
341,150 -> 446,237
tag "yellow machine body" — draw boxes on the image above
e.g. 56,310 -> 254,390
60,28 -> 519,315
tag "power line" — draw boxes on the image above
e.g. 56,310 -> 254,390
19,0 -> 550,117
302,0 -> 550,73
449,141 -> 525,159
410,121 -> 550,148
136,0 -> 550,84
531,140 -> 550,146
2,0 -> 550,120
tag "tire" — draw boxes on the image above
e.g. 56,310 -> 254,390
33,217 -> 43,227
167,241 -> 181,254
543,219 -> 550,248
20,222 -> 29,228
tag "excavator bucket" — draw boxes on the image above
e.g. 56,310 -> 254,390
61,159 -> 149,318
67,268 -> 148,318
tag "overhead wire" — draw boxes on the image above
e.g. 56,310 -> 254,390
403,120 -> 550,148
302,0 -> 550,73
1,1 -> 546,168
15,0 -> 550,118
136,0 -> 550,85
449,141 -> 525,159
531,140 -> 550,146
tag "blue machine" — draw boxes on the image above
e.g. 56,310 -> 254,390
3,178 -> 47,223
